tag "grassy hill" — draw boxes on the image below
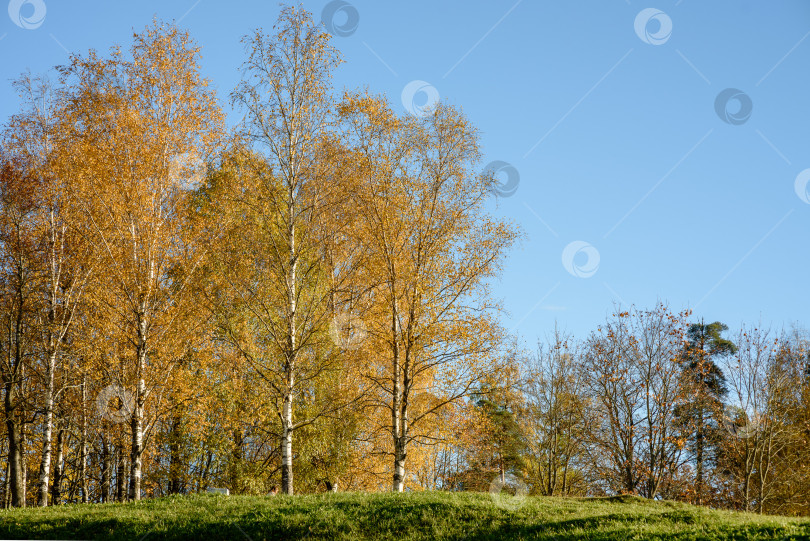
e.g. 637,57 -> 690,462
0,491 -> 808,540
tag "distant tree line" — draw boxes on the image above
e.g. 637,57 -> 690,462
457,308 -> 810,516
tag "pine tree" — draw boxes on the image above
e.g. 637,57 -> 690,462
676,321 -> 736,504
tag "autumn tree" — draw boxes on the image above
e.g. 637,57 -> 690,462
224,7 -> 373,495
338,91 -> 520,492
522,330 -> 587,496
776,329 -> 810,515
719,327 -> 801,513
580,310 -> 641,494
0,151 -> 39,507
2,72 -> 100,506
56,21 -> 224,500
580,305 -> 690,498
633,306 -> 690,499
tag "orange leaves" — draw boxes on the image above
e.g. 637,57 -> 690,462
335,87 -> 520,491
42,20 -> 228,500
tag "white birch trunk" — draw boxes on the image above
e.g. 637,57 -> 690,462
281,207 -> 296,495
36,351 -> 56,506
281,395 -> 294,494
129,374 -> 145,501
129,316 -> 147,501
80,377 -> 88,503
391,300 -> 406,493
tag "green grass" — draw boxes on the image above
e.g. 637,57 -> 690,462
0,491 -> 808,540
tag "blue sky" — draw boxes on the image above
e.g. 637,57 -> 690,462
2,0 -> 808,341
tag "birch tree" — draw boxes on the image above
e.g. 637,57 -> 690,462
226,7 -> 361,495
0,152 -> 38,507
57,22 -> 223,500
338,92 -> 519,492
4,73 -> 97,506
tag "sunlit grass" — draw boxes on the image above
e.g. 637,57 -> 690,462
1,491 -> 808,540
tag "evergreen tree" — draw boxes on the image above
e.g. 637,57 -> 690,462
475,396 -> 526,486
675,321 -> 736,504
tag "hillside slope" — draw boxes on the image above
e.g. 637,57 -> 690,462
1,491 -> 808,540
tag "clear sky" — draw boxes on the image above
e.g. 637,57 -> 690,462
2,0 -> 808,342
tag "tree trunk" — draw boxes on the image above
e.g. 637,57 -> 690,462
51,428 -> 64,505
562,457 -> 569,496
5,414 -> 24,507
67,461 -> 77,502
281,393 -> 294,495
390,296 -> 406,493
395,354 -> 410,493
199,449 -> 213,491
280,202 -> 297,497
743,469 -> 751,511
80,378 -> 88,504
228,428 -> 242,494
4,461 -> 10,508
20,421 -> 27,505
624,435 -> 635,494
393,435 -> 406,493
129,397 -> 143,501
169,414 -> 183,494
116,445 -> 126,503
695,407 -> 704,505
129,319 -> 147,501
37,352 -> 57,506
100,436 -> 110,503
